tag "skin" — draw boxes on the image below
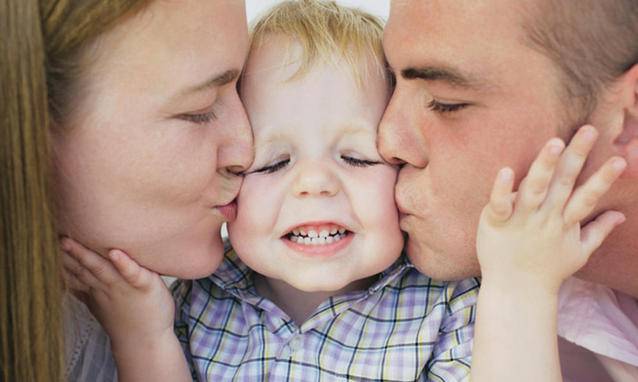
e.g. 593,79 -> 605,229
379,0 -> 638,296
230,37 -> 404,321
53,0 -> 253,279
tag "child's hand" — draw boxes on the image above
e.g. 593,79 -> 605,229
61,238 -> 175,346
477,125 -> 627,294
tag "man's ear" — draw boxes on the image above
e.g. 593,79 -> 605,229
613,63 -> 638,178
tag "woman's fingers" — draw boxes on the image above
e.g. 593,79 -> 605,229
484,167 -> 515,224
514,138 -> 565,217
543,125 -> 598,212
580,211 -> 626,259
563,157 -> 627,226
61,238 -> 120,287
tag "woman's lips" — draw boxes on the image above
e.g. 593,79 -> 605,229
216,201 -> 237,221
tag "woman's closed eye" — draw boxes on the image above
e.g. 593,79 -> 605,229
178,110 -> 218,124
341,155 -> 380,167
427,99 -> 469,114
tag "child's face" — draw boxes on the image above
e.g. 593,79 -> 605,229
228,38 -> 404,292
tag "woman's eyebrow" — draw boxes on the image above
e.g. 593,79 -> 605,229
180,69 -> 241,96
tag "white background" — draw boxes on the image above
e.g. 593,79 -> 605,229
246,0 -> 390,22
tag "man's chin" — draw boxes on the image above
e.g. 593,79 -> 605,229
406,239 -> 479,281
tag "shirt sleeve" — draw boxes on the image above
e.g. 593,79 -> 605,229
424,277 -> 480,382
171,280 -> 198,381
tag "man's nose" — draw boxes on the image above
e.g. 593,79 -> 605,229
378,89 -> 429,168
292,160 -> 340,198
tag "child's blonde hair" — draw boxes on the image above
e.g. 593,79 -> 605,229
249,0 -> 387,86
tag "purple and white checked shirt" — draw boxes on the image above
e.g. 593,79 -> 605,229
173,250 -> 479,381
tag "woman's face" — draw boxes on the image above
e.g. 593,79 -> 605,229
52,0 -> 253,278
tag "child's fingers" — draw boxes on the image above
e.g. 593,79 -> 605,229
563,157 -> 627,226
61,238 -> 121,287
514,138 -> 565,216
543,125 -> 598,211
484,167 -> 515,224
108,250 -> 154,289
62,267 -> 90,293
580,211 -> 626,259
62,252 -> 103,291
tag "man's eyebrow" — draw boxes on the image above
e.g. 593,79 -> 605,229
401,66 -> 484,89
181,69 -> 240,95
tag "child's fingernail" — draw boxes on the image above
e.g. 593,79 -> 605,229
109,250 -> 121,261
61,239 -> 71,251
499,167 -> 513,181
611,157 -> 627,171
581,125 -> 598,141
616,213 -> 627,225
548,138 -> 564,155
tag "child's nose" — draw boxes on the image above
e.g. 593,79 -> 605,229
292,161 -> 339,198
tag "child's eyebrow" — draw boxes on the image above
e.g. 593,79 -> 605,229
254,132 -> 293,151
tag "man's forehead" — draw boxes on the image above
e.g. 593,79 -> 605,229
385,0 -> 530,80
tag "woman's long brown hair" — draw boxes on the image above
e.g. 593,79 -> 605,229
1,1 -> 146,380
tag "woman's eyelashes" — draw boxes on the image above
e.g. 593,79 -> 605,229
177,98 -> 223,125
427,99 -> 469,114
178,110 -> 218,124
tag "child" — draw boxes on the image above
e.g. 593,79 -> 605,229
62,1 -> 626,381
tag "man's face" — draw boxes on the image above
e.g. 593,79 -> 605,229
379,0 -> 572,280
230,38 -> 403,292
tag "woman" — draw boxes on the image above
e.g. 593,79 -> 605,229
1,0 -> 252,380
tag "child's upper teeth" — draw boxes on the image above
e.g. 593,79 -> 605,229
308,230 -> 318,238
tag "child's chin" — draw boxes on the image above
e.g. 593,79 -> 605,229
286,276 -> 349,293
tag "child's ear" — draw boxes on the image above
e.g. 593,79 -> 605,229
612,63 -> 638,178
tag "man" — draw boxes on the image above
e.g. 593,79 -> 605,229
378,0 -> 637,380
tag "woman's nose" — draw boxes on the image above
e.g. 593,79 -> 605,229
217,91 -> 254,176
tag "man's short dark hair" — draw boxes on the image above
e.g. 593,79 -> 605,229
523,0 -> 638,116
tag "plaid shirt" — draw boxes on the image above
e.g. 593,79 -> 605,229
173,250 -> 479,381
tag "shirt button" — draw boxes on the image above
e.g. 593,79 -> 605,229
289,336 -> 302,353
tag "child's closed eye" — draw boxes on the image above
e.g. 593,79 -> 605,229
253,158 -> 290,174
341,155 -> 380,167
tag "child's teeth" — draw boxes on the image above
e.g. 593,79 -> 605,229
326,236 -> 334,244
338,228 -> 345,234
334,234 -> 342,241
293,229 -> 300,235
308,230 -> 318,238
291,236 -> 299,243
311,237 -> 326,245
300,229 -> 307,235
319,230 -> 329,238
303,237 -> 312,245
330,228 -> 337,235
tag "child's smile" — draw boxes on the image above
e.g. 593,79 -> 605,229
283,221 -> 353,256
